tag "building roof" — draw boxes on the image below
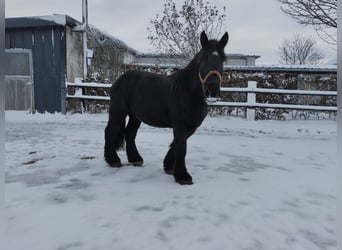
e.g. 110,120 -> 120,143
226,64 -> 337,73
6,15 -> 137,54
136,53 -> 260,59
228,53 -> 260,59
5,14 -> 80,29
87,25 -> 137,54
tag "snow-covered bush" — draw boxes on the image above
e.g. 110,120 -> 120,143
71,63 -> 336,120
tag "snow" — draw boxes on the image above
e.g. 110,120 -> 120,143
34,14 -> 67,26
5,111 -> 337,250
227,64 -> 337,73
87,25 -> 137,54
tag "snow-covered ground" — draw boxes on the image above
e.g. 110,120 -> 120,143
5,111 -> 337,250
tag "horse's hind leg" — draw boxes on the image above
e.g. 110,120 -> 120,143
163,141 -> 174,174
125,115 -> 144,166
104,110 -> 126,167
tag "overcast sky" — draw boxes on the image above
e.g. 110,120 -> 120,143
6,0 -> 337,64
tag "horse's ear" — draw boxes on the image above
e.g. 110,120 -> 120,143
200,31 -> 208,48
220,32 -> 229,47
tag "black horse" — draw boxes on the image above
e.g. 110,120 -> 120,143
104,31 -> 229,185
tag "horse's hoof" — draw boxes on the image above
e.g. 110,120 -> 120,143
131,161 -> 144,167
108,162 -> 122,168
176,179 -> 193,185
164,168 -> 174,175
105,155 -> 122,168
174,173 -> 193,185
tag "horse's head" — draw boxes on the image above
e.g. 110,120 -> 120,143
198,31 -> 228,102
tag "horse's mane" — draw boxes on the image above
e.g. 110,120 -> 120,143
167,50 -> 203,93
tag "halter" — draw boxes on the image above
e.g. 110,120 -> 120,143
198,70 -> 223,86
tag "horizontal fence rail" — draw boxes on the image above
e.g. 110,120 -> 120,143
66,80 -> 337,120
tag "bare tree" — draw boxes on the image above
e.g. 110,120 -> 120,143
278,0 -> 337,45
278,34 -> 325,65
147,0 -> 226,63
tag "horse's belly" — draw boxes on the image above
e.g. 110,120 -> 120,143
132,102 -> 172,128
137,113 -> 171,128
142,119 -> 171,128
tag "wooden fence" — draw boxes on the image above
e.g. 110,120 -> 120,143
66,78 -> 337,120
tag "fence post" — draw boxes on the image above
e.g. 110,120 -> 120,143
246,81 -> 257,121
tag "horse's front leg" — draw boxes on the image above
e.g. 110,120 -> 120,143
164,128 -> 197,177
172,127 -> 193,185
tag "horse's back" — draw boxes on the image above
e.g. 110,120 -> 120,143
110,70 -> 172,127
111,70 -> 168,92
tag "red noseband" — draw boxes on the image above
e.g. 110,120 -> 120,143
198,70 -> 223,86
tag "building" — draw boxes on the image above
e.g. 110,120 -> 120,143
86,25 -> 136,81
226,53 -> 260,66
5,15 -> 139,113
134,53 -> 260,67
5,14 -> 84,113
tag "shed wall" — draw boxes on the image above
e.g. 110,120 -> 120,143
66,26 -> 83,82
5,26 -> 66,113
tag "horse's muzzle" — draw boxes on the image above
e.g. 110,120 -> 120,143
205,79 -> 221,102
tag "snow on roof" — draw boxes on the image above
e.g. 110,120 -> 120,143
136,53 -> 260,59
5,14 -> 80,28
226,64 -> 337,73
131,62 -> 337,73
35,14 -> 69,26
87,25 -> 137,54
228,53 -> 260,58
136,53 -> 186,58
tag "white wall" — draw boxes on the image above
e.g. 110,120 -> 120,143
66,26 -> 83,82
